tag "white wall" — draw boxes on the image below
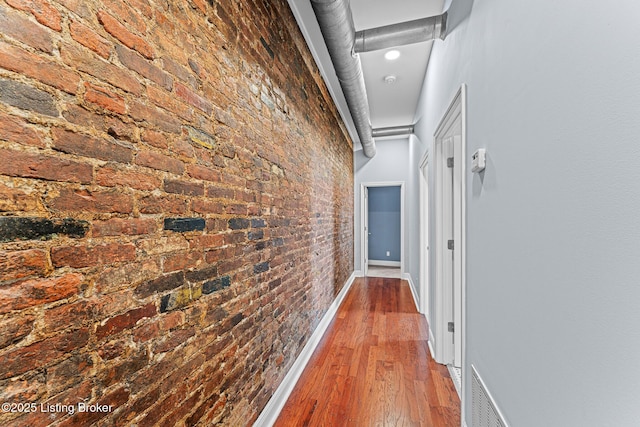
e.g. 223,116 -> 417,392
354,138 -> 421,290
415,0 -> 640,425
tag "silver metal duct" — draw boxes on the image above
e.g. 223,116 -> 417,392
310,0 -> 376,158
372,125 -> 415,138
354,13 -> 448,53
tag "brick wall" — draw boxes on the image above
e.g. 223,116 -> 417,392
0,0 -> 354,425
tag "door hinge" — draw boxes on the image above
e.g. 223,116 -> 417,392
448,322 -> 455,333
447,157 -> 454,168
448,239 -> 454,250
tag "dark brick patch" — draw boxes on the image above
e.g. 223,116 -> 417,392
253,262 -> 269,274
248,230 -> 263,241
202,275 -> 231,295
0,217 -> 89,242
135,272 -> 185,298
185,265 -> 218,283
259,36 -> 274,60
164,218 -> 205,232
0,78 -> 58,117
228,218 -> 249,230
250,218 -> 266,228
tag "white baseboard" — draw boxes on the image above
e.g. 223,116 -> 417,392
354,270 -> 364,277
428,327 -> 436,359
368,260 -> 401,267
403,273 -> 419,310
253,272 -> 357,427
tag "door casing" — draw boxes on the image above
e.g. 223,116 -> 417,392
419,153 -> 430,317
360,182 -> 405,276
432,84 -> 466,369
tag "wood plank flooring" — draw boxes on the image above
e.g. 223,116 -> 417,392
274,276 -> 460,427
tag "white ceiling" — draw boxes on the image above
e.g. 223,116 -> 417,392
350,0 -> 444,30
287,0 -> 446,147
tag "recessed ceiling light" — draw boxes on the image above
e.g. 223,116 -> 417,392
384,75 -> 397,84
384,50 -> 401,60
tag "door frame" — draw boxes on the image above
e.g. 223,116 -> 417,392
419,153 -> 430,317
432,85 -> 466,371
361,181 -> 405,276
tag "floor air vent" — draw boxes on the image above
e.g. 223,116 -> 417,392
471,365 -> 507,427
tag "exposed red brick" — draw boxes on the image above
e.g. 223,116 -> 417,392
192,198 -> 224,215
0,1 -> 355,425
155,328 -> 195,355
141,129 -> 169,149
163,251 -> 202,273
163,179 -> 204,196
162,57 -> 196,86
175,81 -> 212,114
99,348 -> 148,386
187,164 -> 221,182
52,128 -> 132,163
136,235 -> 189,256
102,0 -> 147,33
117,44 -> 172,90
92,218 -> 156,237
0,40 -> 80,94
105,116 -> 138,142
0,183 -> 40,212
0,148 -> 93,183
0,249 -> 49,283
133,320 -> 160,343
147,85 -> 193,122
63,103 -> 105,129
0,273 -> 82,314
170,136 -> 196,158
57,0 -> 92,18
56,386 -> 130,427
128,99 -> 182,133
0,328 -> 90,380
6,0 -> 63,31
139,194 -> 188,214
69,18 -> 111,58
83,82 -> 126,114
44,299 -> 95,333
96,303 -> 156,340
96,259 -> 161,295
0,3 -> 53,52
51,243 -> 136,268
60,43 -> 143,95
135,149 -> 185,174
189,234 -> 224,250
191,0 -> 207,14
96,164 -> 161,191
0,110 -> 45,148
97,10 -> 154,59
49,188 -> 133,214
206,184 -> 235,200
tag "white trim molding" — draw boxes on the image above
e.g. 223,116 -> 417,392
368,260 -> 401,267
428,329 -> 436,359
253,272 -> 357,427
403,273 -> 419,311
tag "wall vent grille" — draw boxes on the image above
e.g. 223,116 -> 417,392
471,364 -> 507,427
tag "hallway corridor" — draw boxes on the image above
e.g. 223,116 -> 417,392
275,277 -> 460,426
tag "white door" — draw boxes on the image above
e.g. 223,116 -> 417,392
452,135 -> 462,368
363,186 -> 369,276
442,137 -> 456,365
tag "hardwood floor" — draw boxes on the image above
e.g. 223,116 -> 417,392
274,277 -> 460,427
